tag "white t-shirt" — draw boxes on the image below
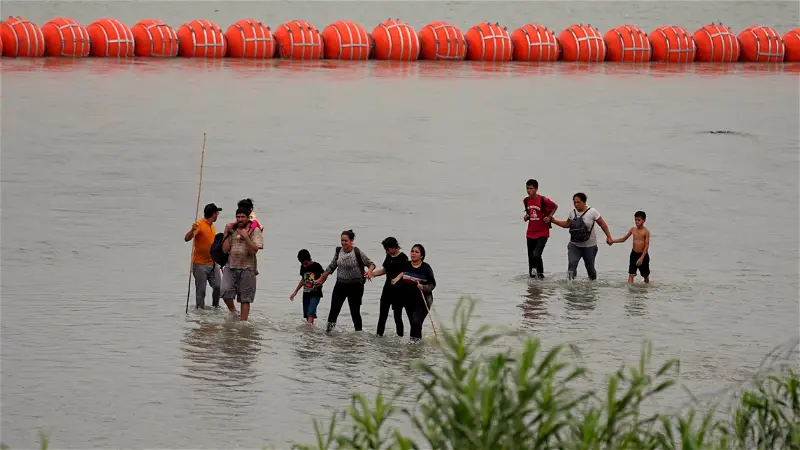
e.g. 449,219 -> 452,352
569,207 -> 602,247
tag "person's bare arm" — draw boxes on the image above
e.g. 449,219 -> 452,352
184,223 -> 197,242
612,227 -> 634,244
391,272 -> 404,285
290,279 -> 303,300
597,216 -> 613,244
372,268 -> 386,278
239,228 -> 261,253
641,229 -> 650,257
551,216 -> 571,228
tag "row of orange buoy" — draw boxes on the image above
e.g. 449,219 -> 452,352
2,16 -> 799,63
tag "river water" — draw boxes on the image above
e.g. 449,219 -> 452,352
2,1 -> 799,448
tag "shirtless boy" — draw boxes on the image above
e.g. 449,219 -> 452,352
611,211 -> 651,284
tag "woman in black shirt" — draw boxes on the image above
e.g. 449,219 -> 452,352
372,237 -> 409,337
391,244 -> 436,343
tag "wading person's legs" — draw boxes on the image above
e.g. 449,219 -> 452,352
567,243 -> 583,280
326,282 -> 347,332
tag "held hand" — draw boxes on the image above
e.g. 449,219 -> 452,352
606,237 -> 613,246
314,279 -> 324,287
224,222 -> 235,234
365,269 -> 374,281
417,281 -> 424,291
523,215 -> 530,222
543,216 -> 551,224
391,278 -> 399,286
191,223 -> 198,231
290,292 -> 296,301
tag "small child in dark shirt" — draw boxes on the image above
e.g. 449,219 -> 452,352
290,249 -> 324,325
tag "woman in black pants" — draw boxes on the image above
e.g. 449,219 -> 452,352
391,244 -> 436,343
372,237 -> 408,337
315,230 -> 376,333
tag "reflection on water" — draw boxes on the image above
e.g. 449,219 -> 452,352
563,282 -> 600,314
519,281 -> 557,324
2,58 -> 799,78
624,284 -> 651,317
181,316 -> 264,407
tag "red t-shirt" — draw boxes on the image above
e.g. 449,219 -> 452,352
525,195 -> 558,239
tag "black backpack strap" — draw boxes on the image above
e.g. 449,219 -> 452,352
335,246 -> 342,260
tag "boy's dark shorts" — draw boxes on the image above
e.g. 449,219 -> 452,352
629,251 -> 650,277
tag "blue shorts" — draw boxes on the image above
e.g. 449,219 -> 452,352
303,296 -> 321,318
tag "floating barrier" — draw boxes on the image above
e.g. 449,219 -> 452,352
372,19 -> 419,61
178,20 -> 226,58
274,20 -> 323,60
649,25 -> 696,63
785,28 -> 800,62
559,24 -> 606,62
604,25 -> 651,62
87,18 -> 134,57
132,19 -> 179,57
466,22 -> 513,61
738,25 -> 784,62
226,19 -> 275,59
418,22 -> 466,60
694,23 -> 739,62
511,24 -> 559,62
42,18 -> 90,57
1,16 -> 798,63
1,16 -> 45,57
322,20 -> 370,60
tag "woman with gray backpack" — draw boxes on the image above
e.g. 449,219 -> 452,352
551,192 -> 614,280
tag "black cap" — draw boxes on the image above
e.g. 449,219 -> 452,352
203,203 -> 222,218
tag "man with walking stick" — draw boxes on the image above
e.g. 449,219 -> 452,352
184,203 -> 223,309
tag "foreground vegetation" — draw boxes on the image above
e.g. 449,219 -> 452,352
294,297 -> 799,450
3,297 -> 797,450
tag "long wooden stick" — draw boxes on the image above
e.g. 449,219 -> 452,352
186,133 -> 207,314
420,289 -> 441,345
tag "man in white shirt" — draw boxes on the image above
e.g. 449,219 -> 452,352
551,192 -> 613,280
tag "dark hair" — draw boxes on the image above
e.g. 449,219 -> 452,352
235,206 -> 250,217
526,179 -> 538,188
237,198 -> 254,214
635,211 -> 646,221
381,237 -> 400,250
341,229 -> 355,241
412,244 -> 426,261
573,192 -> 587,202
297,249 -> 311,262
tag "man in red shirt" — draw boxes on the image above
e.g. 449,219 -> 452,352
523,179 -> 558,278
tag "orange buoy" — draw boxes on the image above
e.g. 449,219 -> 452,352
784,28 -> 800,62
649,25 -> 695,62
738,25 -> 784,62
132,19 -> 178,57
558,24 -> 606,62
604,25 -> 651,62
225,19 -> 275,59
465,22 -> 512,61
511,24 -> 559,62
693,23 -> 739,62
1,17 -> 45,57
274,20 -> 323,59
418,21 -> 466,60
322,20 -> 370,60
372,19 -> 419,61
177,20 -> 226,57
42,18 -> 90,57
87,18 -> 134,57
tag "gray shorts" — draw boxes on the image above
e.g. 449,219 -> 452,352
222,267 -> 257,303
